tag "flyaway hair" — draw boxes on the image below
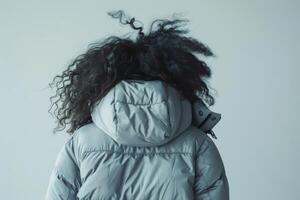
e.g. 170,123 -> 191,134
48,10 -> 217,134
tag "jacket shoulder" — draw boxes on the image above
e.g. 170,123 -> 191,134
70,123 -> 213,158
71,122 -> 116,151
185,125 -> 224,161
158,125 -> 213,154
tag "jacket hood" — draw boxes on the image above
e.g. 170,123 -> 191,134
90,79 -> 222,147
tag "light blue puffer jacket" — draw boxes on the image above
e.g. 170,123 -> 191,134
45,79 -> 229,200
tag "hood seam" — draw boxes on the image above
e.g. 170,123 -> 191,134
113,86 -> 119,140
90,80 -> 194,147
165,83 -> 172,136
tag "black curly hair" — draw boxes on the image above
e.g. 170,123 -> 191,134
48,10 -> 217,135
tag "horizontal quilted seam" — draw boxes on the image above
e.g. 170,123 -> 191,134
81,149 -> 193,159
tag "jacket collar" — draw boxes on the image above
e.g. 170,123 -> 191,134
191,99 -> 221,139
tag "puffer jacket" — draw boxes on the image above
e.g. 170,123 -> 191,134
45,79 -> 229,200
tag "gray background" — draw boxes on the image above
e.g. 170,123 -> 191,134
0,0 -> 299,199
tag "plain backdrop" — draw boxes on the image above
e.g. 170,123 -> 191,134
0,0 -> 299,199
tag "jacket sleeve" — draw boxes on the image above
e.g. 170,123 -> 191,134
194,135 -> 230,200
45,136 -> 81,200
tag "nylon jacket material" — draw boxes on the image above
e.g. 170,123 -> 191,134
45,79 -> 229,200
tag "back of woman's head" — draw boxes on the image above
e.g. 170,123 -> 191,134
48,10 -> 217,134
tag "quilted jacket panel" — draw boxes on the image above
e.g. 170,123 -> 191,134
45,79 -> 229,200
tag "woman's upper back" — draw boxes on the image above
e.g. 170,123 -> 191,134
45,80 -> 229,200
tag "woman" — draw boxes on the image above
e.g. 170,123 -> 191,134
45,10 -> 229,200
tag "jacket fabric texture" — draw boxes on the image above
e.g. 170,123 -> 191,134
45,79 -> 229,200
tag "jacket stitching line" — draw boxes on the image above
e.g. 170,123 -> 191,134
82,149 -> 193,157
165,84 -> 172,133
113,86 -> 119,139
